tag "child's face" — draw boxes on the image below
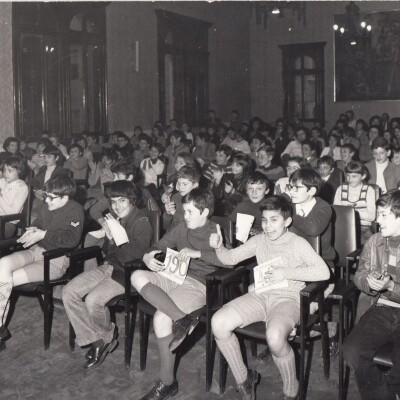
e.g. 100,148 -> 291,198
256,150 -> 272,167
183,201 -> 207,230
182,123 -> 189,132
383,131 -> 392,142
302,144 -> 313,158
372,147 -> 390,164
176,178 -> 198,197
346,172 -> 364,188
149,147 -> 160,160
369,128 -> 379,142
174,156 -> 186,171
117,137 -> 128,148
288,180 -> 314,205
286,161 -> 300,177
77,139 -> 86,149
170,136 -> 178,146
394,128 -> 400,140
261,209 -> 291,241
37,143 -> 46,154
231,161 -> 244,175
215,151 -> 229,166
227,130 -> 236,140
7,142 -> 18,154
311,129 -> 320,139
87,137 -> 94,146
246,182 -> 268,203
250,138 -> 262,152
340,148 -> 354,163
377,206 -> 400,237
393,152 -> 400,165
113,172 -> 130,181
111,135 -> 118,144
318,163 -> 334,178
139,140 -> 149,151
103,156 -> 113,166
3,165 -> 19,183
329,136 -> 338,147
69,148 -> 81,160
44,192 -> 68,211
111,196 -> 134,219
296,130 -> 307,142
235,134 -> 244,143
44,154 -> 57,167
20,141 -> 26,150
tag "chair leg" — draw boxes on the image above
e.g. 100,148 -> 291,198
69,322 -> 76,352
125,299 -> 138,368
43,289 -> 53,350
206,314 -> 215,392
338,298 -> 344,400
139,311 -> 151,371
219,351 -> 228,395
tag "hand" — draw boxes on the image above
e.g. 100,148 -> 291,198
143,250 -> 165,272
100,219 -> 113,240
367,272 -> 393,292
165,201 -> 176,215
17,227 -> 46,248
178,248 -> 200,264
209,224 -> 223,249
104,213 -> 129,245
264,267 -> 285,284
34,189 -> 43,200
88,160 -> 96,171
161,192 -> 171,204
213,169 -> 224,185
225,181 -> 235,194
58,144 -> 69,158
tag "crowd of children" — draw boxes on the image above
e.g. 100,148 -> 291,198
0,109 -> 399,400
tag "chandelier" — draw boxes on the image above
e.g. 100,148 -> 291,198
253,2 -> 306,29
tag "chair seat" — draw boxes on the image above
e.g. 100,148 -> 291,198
15,276 -> 69,293
373,342 -> 393,368
327,279 -> 355,301
106,291 -> 138,308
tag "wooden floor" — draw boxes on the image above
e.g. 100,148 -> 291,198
0,295 -> 361,400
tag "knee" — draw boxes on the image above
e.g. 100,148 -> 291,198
85,292 -> 105,314
212,309 -> 232,339
153,311 -> 172,338
131,270 -> 149,292
266,325 -> 286,351
62,282 -> 78,304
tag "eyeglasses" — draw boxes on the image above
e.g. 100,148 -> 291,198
287,184 -> 308,192
43,192 -> 61,201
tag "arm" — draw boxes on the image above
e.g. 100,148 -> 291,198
357,186 -> 377,223
333,186 -> 343,206
0,182 -> 28,215
292,201 -> 332,237
153,160 -> 165,176
353,238 -> 378,296
215,235 -> 259,265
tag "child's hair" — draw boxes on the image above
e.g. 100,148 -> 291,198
345,161 -> 369,180
111,159 -> 136,179
317,155 -> 335,169
116,132 -> 129,142
288,156 -> 309,168
105,180 -> 140,206
75,135 -> 87,147
176,152 -> 196,168
176,165 -> 200,184
260,195 -> 292,220
371,137 -> 390,151
87,133 -> 98,143
182,187 -> 214,216
232,153 -> 251,176
134,125 -> 143,132
43,145 -> 61,158
257,145 -> 275,157
295,127 -> 309,140
44,174 -> 76,198
216,144 -> 233,159
290,167 -> 322,194
150,143 -> 164,154
196,131 -> 209,143
376,189 -> 400,218
252,133 -> 268,146
247,171 -> 271,190
70,143 -> 84,155
152,125 -> 164,138
37,138 -> 52,149
169,130 -> 185,142
392,146 -> 400,154
102,149 -> 119,163
3,137 -> 19,151
327,133 -> 340,145
341,143 -> 356,154
138,133 -> 153,147
301,140 -> 318,153
4,156 -> 26,178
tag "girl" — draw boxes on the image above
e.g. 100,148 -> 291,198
28,138 -> 51,175
321,133 -> 341,161
274,157 -> 309,195
0,157 -> 29,238
334,161 -> 376,244
164,131 -> 190,179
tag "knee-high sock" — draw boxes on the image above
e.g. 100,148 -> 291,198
215,334 -> 248,385
157,334 -> 176,386
272,348 -> 299,397
0,281 -> 12,326
140,283 -> 185,321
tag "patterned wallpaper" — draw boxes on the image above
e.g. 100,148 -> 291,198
0,3 -> 14,144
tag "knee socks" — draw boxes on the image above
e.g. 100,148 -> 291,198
0,281 -> 12,327
272,348 -> 299,397
140,283 -> 186,322
215,334 -> 248,385
157,334 -> 176,385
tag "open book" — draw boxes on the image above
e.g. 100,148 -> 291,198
253,256 -> 289,294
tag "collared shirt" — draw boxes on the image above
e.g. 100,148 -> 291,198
295,198 -> 316,217
376,160 -> 389,193
321,174 -> 331,182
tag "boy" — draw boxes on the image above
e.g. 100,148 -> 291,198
229,171 -> 270,237
163,165 -> 199,232
256,146 -> 285,180
0,137 -> 23,164
317,156 -> 344,204
131,187 -> 230,400
192,132 -> 216,167
164,131 -> 190,179
249,133 -> 269,161
133,133 -> 152,168
0,174 -> 84,349
301,140 -> 319,168
230,129 -> 251,155
62,181 -> 152,370
140,143 -> 165,188
64,143 -> 88,180
281,127 -> 307,160
393,146 -> 400,166
210,195 -> 330,400
202,144 -> 233,183
343,190 -> 400,400
365,137 -> 400,193
116,131 -> 133,160
337,143 -> 356,173
221,126 -> 237,149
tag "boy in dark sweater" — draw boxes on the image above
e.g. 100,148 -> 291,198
62,181 -> 152,370
255,146 -> 285,181
317,156 -> 344,204
0,175 -> 84,349
131,188 -> 231,400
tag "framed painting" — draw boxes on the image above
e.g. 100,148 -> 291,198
334,9 -> 400,101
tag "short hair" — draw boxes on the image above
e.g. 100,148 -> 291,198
182,187 -> 214,216
252,133 -> 268,145
345,161 -> 369,179
318,155 -> 335,169
102,149 -> 119,163
69,143 -> 84,155
376,189 -> 400,218
37,138 -> 52,148
257,145 -> 275,157
260,195 -> 292,220
327,133 -> 340,145
111,159 -> 136,179
116,132 -> 129,141
301,140 -> 318,153
392,146 -> 400,154
138,133 -> 152,146
288,156 -> 309,168
371,137 -> 390,151
216,144 -> 233,158
341,143 -> 356,153
3,156 -> 26,178
290,167 -> 322,194
295,127 -> 309,139
134,125 -> 143,132
105,180 -> 140,206
176,165 -> 200,184
169,130 -> 185,142
87,133 -> 98,142
44,174 -> 76,198
176,152 -> 196,168
196,131 -> 209,142
247,171 -> 271,190
3,137 -> 19,151
43,145 -> 61,158
232,153 -> 251,176
75,135 -> 87,147
150,143 -> 164,154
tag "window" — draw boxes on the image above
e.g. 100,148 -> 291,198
280,42 -> 326,125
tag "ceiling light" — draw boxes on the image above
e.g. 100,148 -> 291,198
271,7 -> 280,15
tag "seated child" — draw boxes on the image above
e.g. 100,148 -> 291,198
249,133 -> 270,161
133,133 -> 152,168
0,174 -> 84,349
255,146 -> 285,181
164,131 -> 190,180
131,188 -> 231,400
229,129 -> 251,155
343,190 -> 400,400
192,132 -> 216,168
310,126 -> 326,156
87,149 -> 118,191
163,165 -> 199,232
274,157 -> 309,195
317,156 -> 344,204
281,127 -> 307,161
210,195 -> 330,400
334,162 -> 376,245
320,133 -> 342,161
301,140 -> 319,168
202,144 -> 233,183
62,181 -> 152,370
0,137 -> 24,165
392,146 -> 400,166
0,157 -> 29,238
19,137 -> 36,161
221,126 -> 237,149
63,143 -> 88,180
229,171 -> 271,237
27,138 -> 51,175
336,143 -> 356,173
140,143 -> 165,188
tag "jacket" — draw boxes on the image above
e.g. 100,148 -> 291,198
365,160 -> 400,192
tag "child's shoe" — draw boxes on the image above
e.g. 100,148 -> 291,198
237,369 -> 260,400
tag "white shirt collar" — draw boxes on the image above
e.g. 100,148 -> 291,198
296,198 -> 317,217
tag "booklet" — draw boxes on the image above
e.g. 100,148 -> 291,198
158,248 -> 190,285
253,256 -> 289,294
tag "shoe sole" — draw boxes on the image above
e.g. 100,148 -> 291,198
252,370 -> 261,400
169,319 -> 200,352
83,340 -> 118,371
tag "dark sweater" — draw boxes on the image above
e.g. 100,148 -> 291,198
163,192 -> 185,233
318,169 -> 344,204
31,165 -> 70,191
152,220 -> 231,284
229,198 -> 264,232
31,200 -> 84,250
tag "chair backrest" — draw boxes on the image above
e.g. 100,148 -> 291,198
211,216 -> 234,246
369,183 -> 381,201
331,205 -> 357,269
147,210 -> 161,245
304,234 -> 320,255
23,183 -> 33,227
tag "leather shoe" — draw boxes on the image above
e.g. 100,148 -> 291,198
237,369 -> 260,400
169,311 -> 201,352
83,328 -> 118,370
0,326 -> 10,341
0,341 -> 6,352
85,344 -> 96,361
139,380 -> 178,400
